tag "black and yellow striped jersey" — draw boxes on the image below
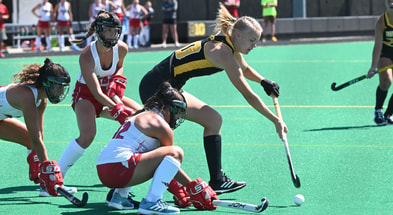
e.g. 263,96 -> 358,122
139,35 -> 235,103
168,35 -> 235,89
383,12 -> 393,47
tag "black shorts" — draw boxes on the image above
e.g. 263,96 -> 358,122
381,45 -> 393,60
163,18 -> 176,25
263,16 -> 276,24
139,56 -> 172,103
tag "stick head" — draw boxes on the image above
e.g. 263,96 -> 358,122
256,197 -> 269,212
73,192 -> 88,207
293,175 -> 301,188
330,82 -> 338,91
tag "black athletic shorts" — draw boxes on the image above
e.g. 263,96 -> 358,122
381,45 -> 393,60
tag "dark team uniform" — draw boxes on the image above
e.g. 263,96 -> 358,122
381,12 -> 393,59
139,35 -> 234,103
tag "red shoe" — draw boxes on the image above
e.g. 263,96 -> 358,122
0,52 -> 5,58
167,179 -> 192,208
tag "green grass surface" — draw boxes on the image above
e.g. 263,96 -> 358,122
1,41 -> 393,214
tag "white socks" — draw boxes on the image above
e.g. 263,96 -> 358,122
58,139 -> 86,177
45,36 -> 52,49
35,36 -> 41,51
133,35 -> 139,48
145,156 -> 180,202
127,35 -> 132,48
58,35 -> 65,49
115,187 -> 132,198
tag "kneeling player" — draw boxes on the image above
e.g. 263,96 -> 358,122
96,82 -> 218,213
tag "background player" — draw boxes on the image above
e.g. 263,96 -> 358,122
125,0 -> 148,49
139,3 -> 287,195
367,0 -> 393,125
31,0 -> 54,52
54,0 -> 81,51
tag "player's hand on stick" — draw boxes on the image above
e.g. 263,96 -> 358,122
367,67 -> 378,78
272,96 -> 288,142
110,103 -> 135,124
39,160 -> 64,196
107,75 -> 127,98
27,151 -> 40,184
261,79 -> 280,97
186,178 -> 218,210
167,179 -> 192,208
274,119 -> 288,142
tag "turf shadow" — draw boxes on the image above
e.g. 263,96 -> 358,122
0,185 -> 39,195
303,124 -> 380,132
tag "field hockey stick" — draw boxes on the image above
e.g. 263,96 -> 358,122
103,94 -> 123,111
272,97 -> 301,188
331,64 -> 393,91
55,185 -> 88,207
111,94 -> 122,103
212,197 -> 269,213
187,197 -> 269,213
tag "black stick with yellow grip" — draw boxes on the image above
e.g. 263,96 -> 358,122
272,97 -> 301,188
331,64 -> 393,91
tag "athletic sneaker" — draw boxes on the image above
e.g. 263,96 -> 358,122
385,114 -> 393,125
138,198 -> 180,215
106,189 -> 139,210
374,109 -> 387,125
39,185 -> 77,197
209,173 -> 246,195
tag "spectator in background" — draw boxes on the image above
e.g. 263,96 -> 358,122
108,0 -> 127,42
32,0 -> 54,52
161,0 -> 179,48
87,0 -> 107,45
90,0 -> 107,23
140,0 -> 154,47
0,0 -> 9,58
54,0 -> 81,52
222,0 -> 240,17
125,0 -> 147,49
261,0 -> 278,42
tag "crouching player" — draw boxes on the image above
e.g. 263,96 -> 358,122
96,82 -> 218,214
0,58 -> 69,196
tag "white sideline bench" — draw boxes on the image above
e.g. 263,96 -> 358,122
12,32 -> 86,49
5,22 -> 89,48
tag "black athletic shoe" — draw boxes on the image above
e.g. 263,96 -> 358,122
105,188 -> 140,209
209,173 -> 246,195
385,114 -> 393,125
374,109 -> 387,126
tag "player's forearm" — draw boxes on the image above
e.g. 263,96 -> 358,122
243,66 -> 263,83
244,93 -> 279,123
31,140 -> 49,162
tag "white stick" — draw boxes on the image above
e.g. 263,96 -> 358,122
212,197 -> 268,213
